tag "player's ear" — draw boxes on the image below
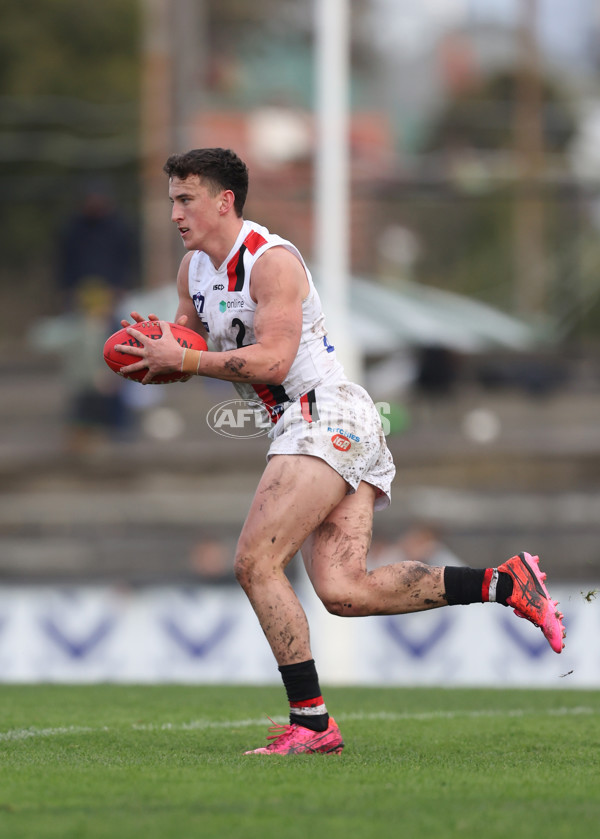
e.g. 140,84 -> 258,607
218,190 -> 235,214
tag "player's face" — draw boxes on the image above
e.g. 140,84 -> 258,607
168,175 -> 222,251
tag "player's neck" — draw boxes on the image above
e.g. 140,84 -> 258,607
207,217 -> 245,269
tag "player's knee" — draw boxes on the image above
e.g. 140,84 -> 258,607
319,588 -> 365,617
233,550 -> 254,591
234,546 -> 280,590
323,598 -> 365,617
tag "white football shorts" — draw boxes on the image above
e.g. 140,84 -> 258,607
266,379 -> 395,510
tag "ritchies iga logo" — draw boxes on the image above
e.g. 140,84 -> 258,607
206,399 -> 272,438
331,433 -> 352,451
329,426 -> 360,451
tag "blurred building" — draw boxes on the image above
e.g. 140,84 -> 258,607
186,107 -> 395,274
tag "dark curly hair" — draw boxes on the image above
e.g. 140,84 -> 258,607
163,148 -> 249,217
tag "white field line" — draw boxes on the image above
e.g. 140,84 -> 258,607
0,706 -> 596,743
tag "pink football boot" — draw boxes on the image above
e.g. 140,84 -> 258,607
244,717 -> 344,755
498,552 -> 566,653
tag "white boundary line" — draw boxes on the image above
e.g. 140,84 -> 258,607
0,706 -> 596,742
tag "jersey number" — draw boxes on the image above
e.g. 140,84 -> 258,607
232,318 -> 246,349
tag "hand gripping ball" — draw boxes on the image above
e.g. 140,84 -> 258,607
103,320 -> 207,383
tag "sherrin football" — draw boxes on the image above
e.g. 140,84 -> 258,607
103,320 -> 207,383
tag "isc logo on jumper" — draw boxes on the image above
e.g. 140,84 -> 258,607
207,399 -> 272,438
331,434 -> 351,451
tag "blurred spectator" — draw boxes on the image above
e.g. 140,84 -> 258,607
189,538 -> 236,585
368,522 -> 464,570
475,355 -> 566,396
56,182 -> 137,310
30,277 -> 132,452
415,345 -> 461,396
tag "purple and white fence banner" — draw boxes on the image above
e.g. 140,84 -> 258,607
0,582 -> 594,686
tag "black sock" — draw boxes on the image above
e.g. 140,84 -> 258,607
278,659 -> 329,732
444,566 -> 513,606
495,573 -> 513,606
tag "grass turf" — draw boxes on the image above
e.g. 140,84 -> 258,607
0,685 -> 598,838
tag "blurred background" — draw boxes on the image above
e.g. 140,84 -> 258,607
0,0 -> 599,684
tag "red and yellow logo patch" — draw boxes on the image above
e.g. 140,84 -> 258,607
331,434 -> 351,452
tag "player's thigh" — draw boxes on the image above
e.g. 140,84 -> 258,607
235,454 -> 348,573
301,480 -> 376,598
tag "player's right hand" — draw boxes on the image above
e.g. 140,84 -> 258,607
120,312 -> 190,329
120,311 -> 159,329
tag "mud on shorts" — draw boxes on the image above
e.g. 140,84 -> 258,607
266,380 -> 396,511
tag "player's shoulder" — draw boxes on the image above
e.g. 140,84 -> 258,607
245,223 -> 302,266
252,244 -> 306,288
244,219 -> 295,252
177,250 -> 196,270
250,246 -> 308,307
176,250 -> 198,289
245,221 -> 308,299
179,248 -> 206,275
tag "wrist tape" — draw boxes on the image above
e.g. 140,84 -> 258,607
181,348 -> 203,375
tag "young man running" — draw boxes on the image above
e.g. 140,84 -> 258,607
117,148 -> 565,755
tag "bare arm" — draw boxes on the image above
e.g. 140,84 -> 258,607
196,247 -> 306,385
117,247 -> 306,385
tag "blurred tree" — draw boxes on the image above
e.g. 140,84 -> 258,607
0,0 -> 139,101
401,67 -> 577,319
0,0 -> 140,339
0,0 -> 378,344
425,69 -> 575,154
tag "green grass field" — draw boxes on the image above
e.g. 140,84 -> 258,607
0,684 -> 598,838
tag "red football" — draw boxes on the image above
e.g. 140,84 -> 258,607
103,320 -> 207,383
